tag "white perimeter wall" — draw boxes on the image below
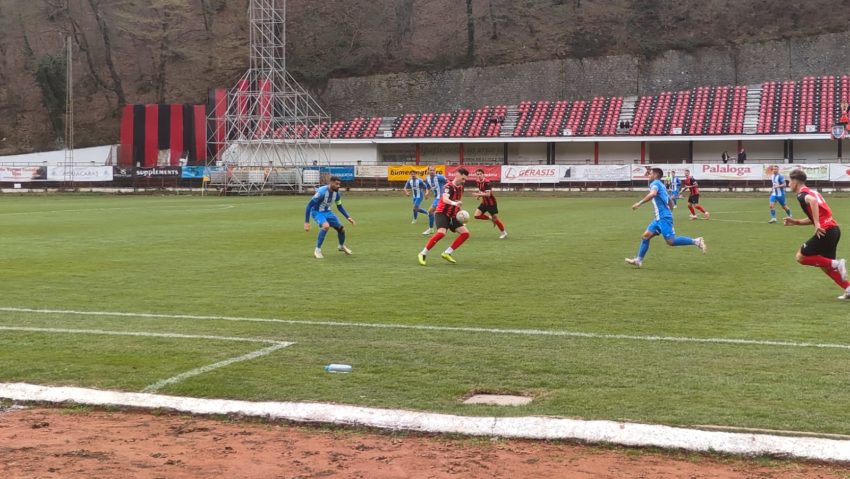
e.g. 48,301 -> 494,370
293,139 -> 843,167
795,139 -> 839,162
328,144 -> 379,165
0,145 -> 114,166
554,142 -> 594,164
599,142 -> 640,164
740,140 -> 783,162
507,143 -> 546,164
693,140 -> 738,163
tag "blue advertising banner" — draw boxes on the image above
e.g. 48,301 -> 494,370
303,166 -> 355,181
181,166 -> 207,179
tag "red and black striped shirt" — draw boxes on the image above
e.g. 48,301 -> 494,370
436,182 -> 464,217
476,180 -> 497,206
798,187 -> 839,229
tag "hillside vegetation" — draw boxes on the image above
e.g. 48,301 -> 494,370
0,0 -> 847,153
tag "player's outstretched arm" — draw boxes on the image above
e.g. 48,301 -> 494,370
632,189 -> 657,210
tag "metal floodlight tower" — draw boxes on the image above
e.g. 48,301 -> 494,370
206,0 -> 330,194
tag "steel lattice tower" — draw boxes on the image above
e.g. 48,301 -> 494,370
206,0 -> 330,194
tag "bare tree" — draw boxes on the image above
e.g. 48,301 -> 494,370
112,0 -> 194,103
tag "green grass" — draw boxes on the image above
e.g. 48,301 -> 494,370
1,193 -> 850,434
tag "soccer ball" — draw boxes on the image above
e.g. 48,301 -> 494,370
456,210 -> 470,224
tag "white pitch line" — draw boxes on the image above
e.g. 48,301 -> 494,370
2,307 -> 850,351
0,326 -> 288,345
142,342 -> 291,393
1,383 -> 850,462
0,326 -> 294,393
0,204 -> 235,216
707,219 -> 768,224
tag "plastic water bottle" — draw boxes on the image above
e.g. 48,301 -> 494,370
324,364 -> 352,373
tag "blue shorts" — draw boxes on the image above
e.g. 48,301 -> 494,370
770,195 -> 786,206
412,197 -> 424,207
430,198 -> 440,209
670,191 -> 680,199
647,218 -> 676,240
312,210 -> 341,228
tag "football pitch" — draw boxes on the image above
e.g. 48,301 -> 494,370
1,193 -> 849,435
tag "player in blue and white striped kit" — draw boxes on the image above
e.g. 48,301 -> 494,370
422,166 -> 448,235
667,171 -> 682,209
626,168 -> 706,268
304,176 -> 356,259
403,171 -> 430,225
768,165 -> 793,223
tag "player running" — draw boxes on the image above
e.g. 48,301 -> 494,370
626,167 -> 706,268
422,166 -> 448,235
418,167 -> 471,266
403,171 -> 430,224
472,168 -> 507,239
667,170 -> 682,209
783,169 -> 850,299
768,165 -> 793,223
679,169 -> 710,220
304,176 -> 356,259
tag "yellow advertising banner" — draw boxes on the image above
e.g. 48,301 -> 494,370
388,165 -> 446,181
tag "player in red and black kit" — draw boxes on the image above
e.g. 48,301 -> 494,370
472,168 -> 508,239
679,169 -> 709,220
418,168 -> 470,266
783,169 -> 850,299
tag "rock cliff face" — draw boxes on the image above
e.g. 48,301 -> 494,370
1,0 -> 849,153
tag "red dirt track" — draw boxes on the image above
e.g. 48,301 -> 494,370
1,408 -> 848,478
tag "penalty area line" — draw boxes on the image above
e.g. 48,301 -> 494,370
2,307 -> 850,351
0,326 -> 294,393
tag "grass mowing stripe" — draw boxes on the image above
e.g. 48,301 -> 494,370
142,342 -> 292,393
3,307 -> 850,351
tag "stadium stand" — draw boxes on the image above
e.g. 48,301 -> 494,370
363,76 -> 850,138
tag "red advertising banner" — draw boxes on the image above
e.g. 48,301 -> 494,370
446,165 -> 501,181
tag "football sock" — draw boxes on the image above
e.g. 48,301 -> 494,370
494,219 -> 505,231
637,238 -> 650,259
688,205 -> 696,215
672,236 -> 696,246
316,229 -> 328,248
428,213 -> 435,228
417,208 -> 429,215
770,209 -> 776,219
824,268 -> 850,289
785,208 -> 792,217
337,229 -> 346,246
475,214 -> 490,220
801,255 -> 833,268
413,210 -> 419,220
448,232 -> 470,251
425,232 -> 445,251
696,205 -> 707,214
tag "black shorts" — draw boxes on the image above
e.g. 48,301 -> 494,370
476,203 -> 499,215
801,226 -> 841,259
435,212 -> 461,232
688,194 -> 700,205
